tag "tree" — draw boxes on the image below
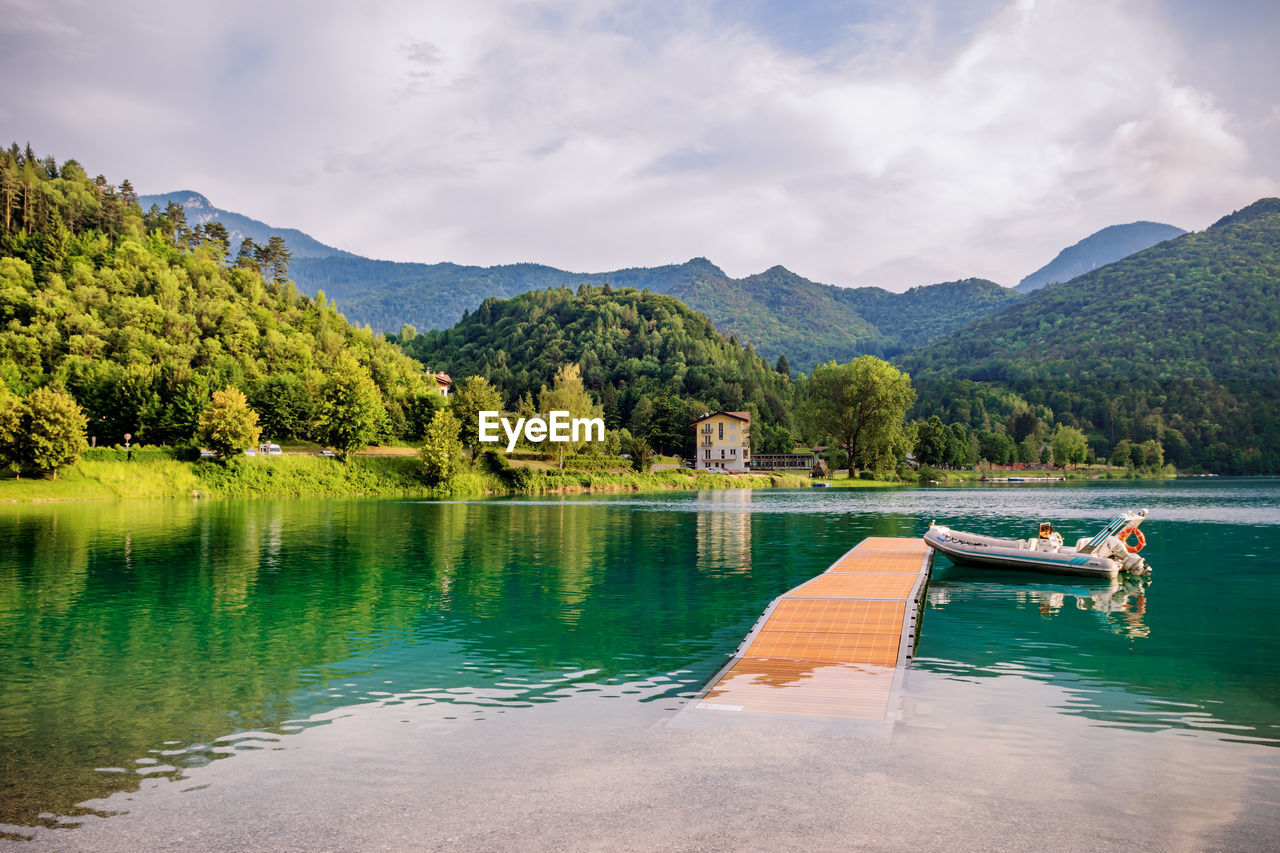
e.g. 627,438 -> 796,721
202,221 -> 230,264
317,355 -> 384,459
1110,439 -> 1135,469
1008,407 -> 1041,444
1138,439 -> 1164,470
1051,425 -> 1088,468
451,376 -> 503,459
197,387 -> 262,460
419,409 -> 463,488
629,437 -> 654,473
539,362 -> 606,465
257,235 -> 292,286
236,237 -> 261,273
978,431 -> 1015,466
945,422 -> 974,467
17,387 -> 90,479
775,353 -> 791,379
0,388 -> 26,472
803,357 -> 916,475
914,416 -> 948,466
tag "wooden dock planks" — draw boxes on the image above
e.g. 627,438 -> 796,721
694,536 -> 931,722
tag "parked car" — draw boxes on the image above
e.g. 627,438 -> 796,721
199,448 -> 216,459
243,447 -> 256,456
316,449 -> 337,458
259,442 -> 283,456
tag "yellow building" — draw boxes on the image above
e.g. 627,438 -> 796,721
692,411 -> 751,472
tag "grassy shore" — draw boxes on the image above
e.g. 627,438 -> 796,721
1,448 -> 1178,503
0,448 -> 811,502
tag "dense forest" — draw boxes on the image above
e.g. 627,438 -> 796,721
399,285 -> 801,457
0,145 -> 439,453
904,198 -> 1280,473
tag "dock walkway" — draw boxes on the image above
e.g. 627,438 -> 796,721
692,536 -> 932,722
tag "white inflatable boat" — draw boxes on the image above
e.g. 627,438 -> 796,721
923,510 -> 1150,578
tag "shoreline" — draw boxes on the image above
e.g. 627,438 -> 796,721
0,454 -> 1180,505
0,456 -> 821,504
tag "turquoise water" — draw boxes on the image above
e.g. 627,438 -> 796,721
1,480 -> 1278,848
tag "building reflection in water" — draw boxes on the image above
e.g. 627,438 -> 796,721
695,490 -> 752,575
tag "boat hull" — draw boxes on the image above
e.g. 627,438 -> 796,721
924,526 -> 1122,578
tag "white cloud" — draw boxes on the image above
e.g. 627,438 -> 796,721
2,0 -> 1277,289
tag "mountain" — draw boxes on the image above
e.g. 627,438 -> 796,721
144,190 -> 1024,371
903,199 -> 1280,473
1016,221 -> 1186,293
137,191 -> 354,260
288,252 -> 1022,371
287,255 -> 729,339
660,266 -> 1022,370
402,285 -> 800,456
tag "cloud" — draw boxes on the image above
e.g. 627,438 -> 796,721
2,0 -> 1277,289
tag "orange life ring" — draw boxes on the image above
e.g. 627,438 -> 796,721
1119,527 -> 1146,553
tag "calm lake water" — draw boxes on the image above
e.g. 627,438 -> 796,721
2,480 -> 1278,850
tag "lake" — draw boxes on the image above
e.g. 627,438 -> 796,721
1,480 -> 1278,850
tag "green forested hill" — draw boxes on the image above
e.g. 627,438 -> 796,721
401,285 -> 800,455
904,198 -> 1280,473
1,146 -> 435,448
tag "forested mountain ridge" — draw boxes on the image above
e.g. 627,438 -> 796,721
659,265 -> 1022,369
1016,220 -> 1186,293
1,146 -> 438,450
904,198 -> 1280,473
289,255 -> 730,343
295,253 -> 1022,371
137,191 -> 353,260
136,188 -> 1026,371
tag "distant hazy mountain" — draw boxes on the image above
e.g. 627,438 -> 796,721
1016,221 -> 1185,293
136,191 -> 354,260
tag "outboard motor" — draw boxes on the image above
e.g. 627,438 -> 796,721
1121,550 -> 1148,575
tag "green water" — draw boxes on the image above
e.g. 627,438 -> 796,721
1,481 -> 1278,846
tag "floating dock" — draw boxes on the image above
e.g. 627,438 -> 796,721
689,536 -> 932,723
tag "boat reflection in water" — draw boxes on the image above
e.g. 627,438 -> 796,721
927,570 -> 1151,639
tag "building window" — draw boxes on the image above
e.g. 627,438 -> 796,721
718,422 -> 723,439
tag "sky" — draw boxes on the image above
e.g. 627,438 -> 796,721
3,0 -> 1279,289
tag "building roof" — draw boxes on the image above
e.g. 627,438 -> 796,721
690,410 -> 751,425
434,372 -> 452,385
